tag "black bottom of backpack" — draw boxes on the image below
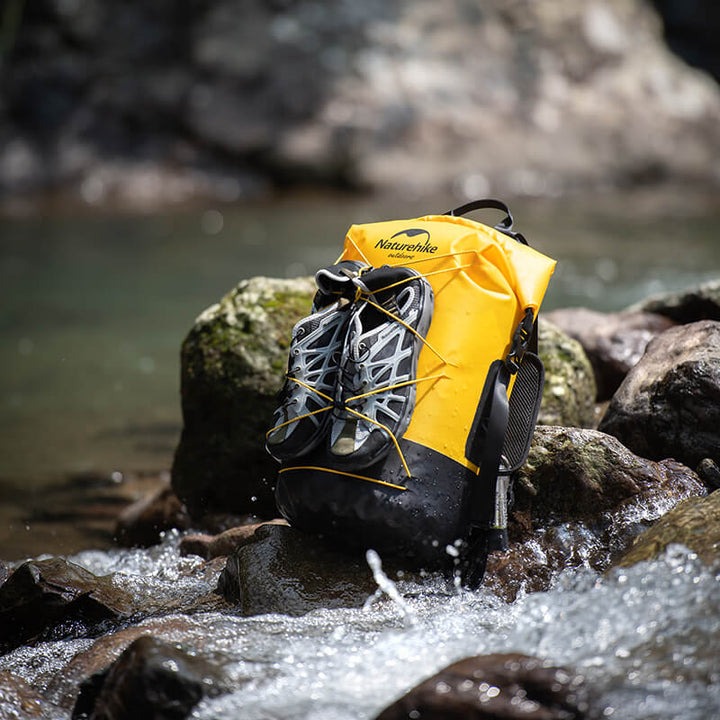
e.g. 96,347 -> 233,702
274,439 -> 476,570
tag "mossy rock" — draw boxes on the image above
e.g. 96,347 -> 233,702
538,319 -> 597,428
616,489 -> 720,568
171,276 -> 315,520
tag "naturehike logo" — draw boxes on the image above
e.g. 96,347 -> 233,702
374,228 -> 438,257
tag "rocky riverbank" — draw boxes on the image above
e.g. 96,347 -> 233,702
2,0 -> 720,212
1,276 -> 719,718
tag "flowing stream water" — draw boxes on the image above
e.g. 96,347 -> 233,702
1,190 -> 719,717
0,534 -> 718,719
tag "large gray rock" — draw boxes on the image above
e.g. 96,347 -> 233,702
598,320 -> 720,469
171,276 -> 315,520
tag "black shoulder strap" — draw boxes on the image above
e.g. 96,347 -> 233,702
459,360 -> 510,589
459,309 -> 542,589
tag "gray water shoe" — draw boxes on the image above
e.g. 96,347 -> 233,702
266,260 -> 366,461
329,265 -> 434,468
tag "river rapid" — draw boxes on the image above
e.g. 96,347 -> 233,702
0,533 -> 718,719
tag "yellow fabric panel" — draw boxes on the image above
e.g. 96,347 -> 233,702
340,214 -> 556,470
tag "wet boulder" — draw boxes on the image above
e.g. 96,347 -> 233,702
216,523 -> 383,616
514,426 -> 703,522
44,615 -> 223,711
0,554 -> 230,655
374,653 -> 589,720
72,635 -> 227,720
0,557 -> 135,654
537,320 -> 597,428
616,489 -> 720,569
598,320 -> 720,470
484,425 -> 705,600
545,307 -> 675,401
171,276 -> 315,520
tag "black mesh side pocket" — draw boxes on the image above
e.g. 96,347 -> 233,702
502,352 -> 544,473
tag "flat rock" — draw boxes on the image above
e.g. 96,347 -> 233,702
216,524 -> 382,616
180,519 -> 288,560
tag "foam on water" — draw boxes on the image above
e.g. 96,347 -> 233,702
1,534 -> 718,719
189,544 -> 719,719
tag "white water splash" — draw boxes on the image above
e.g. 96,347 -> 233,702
363,549 -> 417,625
2,535 -> 719,720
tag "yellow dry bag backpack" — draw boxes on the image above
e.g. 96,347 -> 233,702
266,199 -> 556,586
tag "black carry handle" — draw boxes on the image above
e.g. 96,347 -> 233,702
445,198 -> 528,245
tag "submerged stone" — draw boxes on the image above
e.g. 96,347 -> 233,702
374,653 -> 590,720
0,670 -> 58,718
0,557 -> 135,654
72,635 -> 228,720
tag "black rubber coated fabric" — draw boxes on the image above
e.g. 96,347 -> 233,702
275,439 -> 475,570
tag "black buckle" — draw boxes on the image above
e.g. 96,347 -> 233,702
505,308 -> 534,373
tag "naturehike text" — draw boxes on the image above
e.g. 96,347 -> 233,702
375,230 -> 438,255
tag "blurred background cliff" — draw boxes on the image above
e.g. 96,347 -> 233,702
1,0 -> 719,210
